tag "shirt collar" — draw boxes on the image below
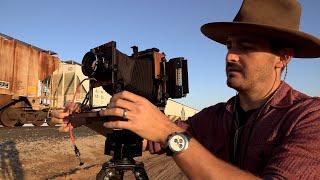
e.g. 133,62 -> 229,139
268,81 -> 294,108
225,96 -> 236,113
225,81 -> 294,113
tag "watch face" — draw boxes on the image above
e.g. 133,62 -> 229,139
168,134 -> 187,152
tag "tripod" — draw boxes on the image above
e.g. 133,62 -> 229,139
96,130 -> 149,180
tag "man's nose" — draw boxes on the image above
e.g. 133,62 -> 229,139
226,50 -> 240,63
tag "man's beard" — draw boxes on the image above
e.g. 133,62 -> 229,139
226,62 -> 245,90
226,76 -> 243,91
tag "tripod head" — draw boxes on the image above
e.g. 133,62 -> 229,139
105,129 -> 142,162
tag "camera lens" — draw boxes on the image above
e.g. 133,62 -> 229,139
82,52 -> 97,77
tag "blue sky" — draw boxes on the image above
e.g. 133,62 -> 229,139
1,0 -> 319,110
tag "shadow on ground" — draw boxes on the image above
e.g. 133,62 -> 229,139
0,141 -> 24,180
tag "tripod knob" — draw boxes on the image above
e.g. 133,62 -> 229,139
96,167 -> 123,180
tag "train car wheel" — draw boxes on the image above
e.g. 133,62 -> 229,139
14,122 -> 24,127
32,120 -> 44,126
46,118 -> 56,126
31,112 -> 46,126
0,108 -> 18,127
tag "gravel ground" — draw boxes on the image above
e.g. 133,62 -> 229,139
0,126 -> 187,180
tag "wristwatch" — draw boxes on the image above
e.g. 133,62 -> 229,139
165,131 -> 191,156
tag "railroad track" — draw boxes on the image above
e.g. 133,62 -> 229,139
0,126 -> 98,143
0,123 -> 49,128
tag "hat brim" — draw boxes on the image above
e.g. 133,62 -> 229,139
201,22 -> 320,58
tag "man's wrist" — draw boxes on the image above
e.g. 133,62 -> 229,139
160,121 -> 184,147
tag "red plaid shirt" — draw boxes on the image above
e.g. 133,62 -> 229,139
184,82 -> 320,179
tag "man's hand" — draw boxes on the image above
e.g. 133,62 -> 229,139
99,91 -> 183,144
146,141 -> 164,154
50,102 -> 84,132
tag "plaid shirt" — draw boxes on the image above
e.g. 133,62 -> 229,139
185,82 -> 320,179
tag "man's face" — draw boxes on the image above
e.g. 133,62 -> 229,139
225,35 -> 279,92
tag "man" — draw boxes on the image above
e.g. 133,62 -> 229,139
52,0 -> 320,179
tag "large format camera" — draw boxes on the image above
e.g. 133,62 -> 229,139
80,41 -> 188,180
82,41 -> 188,106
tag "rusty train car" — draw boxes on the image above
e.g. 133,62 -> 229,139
0,33 -> 60,127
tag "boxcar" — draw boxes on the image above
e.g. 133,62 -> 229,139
0,33 -> 60,127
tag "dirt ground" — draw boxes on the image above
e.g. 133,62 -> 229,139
0,126 -> 187,180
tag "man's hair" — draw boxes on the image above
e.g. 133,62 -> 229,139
269,39 -> 292,54
269,38 -> 293,74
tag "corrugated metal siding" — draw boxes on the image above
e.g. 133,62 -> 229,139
13,41 -> 30,96
164,99 -> 198,119
28,47 -> 40,97
0,36 -> 15,95
39,52 -> 60,80
0,35 -> 60,98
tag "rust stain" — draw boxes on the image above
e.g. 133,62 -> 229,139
0,35 -> 61,97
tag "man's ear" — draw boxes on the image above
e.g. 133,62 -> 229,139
275,48 -> 293,69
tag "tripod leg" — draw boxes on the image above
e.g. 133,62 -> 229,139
133,167 -> 149,180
